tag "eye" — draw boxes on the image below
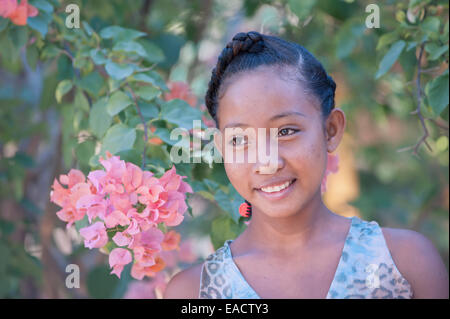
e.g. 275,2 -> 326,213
229,135 -> 247,146
278,128 -> 299,137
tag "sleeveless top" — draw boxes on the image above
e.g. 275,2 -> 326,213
198,216 -> 413,299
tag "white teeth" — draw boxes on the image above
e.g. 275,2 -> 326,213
260,180 -> 293,193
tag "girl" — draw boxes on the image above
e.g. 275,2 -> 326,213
164,31 -> 449,299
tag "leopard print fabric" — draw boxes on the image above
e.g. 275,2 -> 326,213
199,216 -> 413,299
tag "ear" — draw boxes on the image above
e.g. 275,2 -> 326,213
213,130 -> 224,157
324,108 -> 346,153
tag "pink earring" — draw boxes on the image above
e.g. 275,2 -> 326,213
239,200 -> 252,218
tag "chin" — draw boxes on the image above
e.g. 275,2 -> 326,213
254,201 -> 303,218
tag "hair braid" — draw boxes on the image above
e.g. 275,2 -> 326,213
205,31 -> 265,122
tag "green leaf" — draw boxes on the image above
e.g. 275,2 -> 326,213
75,140 -> 96,166
210,215 -> 245,250
134,86 -> 161,101
112,41 -> 148,58
55,79 -> 73,103
27,3 -> 53,38
375,40 -> 406,79
90,49 -> 108,65
74,89 -> 90,112
106,90 -> 133,116
99,26 -> 146,42
131,71 -> 169,91
41,44 -> 60,59
425,43 -> 448,61
101,123 -> 136,155
137,39 -> 165,63
335,21 -> 365,59
87,265 -> 121,299
82,21 -> 94,36
0,17 -> 8,32
89,97 -> 112,138
421,17 -> 440,35
115,149 -> 141,166
76,71 -> 105,97
160,99 -> 203,130
27,15 -> 49,38
288,0 -> 316,20
425,71 -> 449,116
376,31 -> 399,51
30,0 -> 54,13
153,127 -> 178,145
105,61 -> 134,81
139,100 -> 159,121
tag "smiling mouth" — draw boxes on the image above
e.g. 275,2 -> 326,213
258,179 -> 296,193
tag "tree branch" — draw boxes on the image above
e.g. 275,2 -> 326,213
397,43 -> 433,158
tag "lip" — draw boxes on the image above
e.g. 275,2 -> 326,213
256,178 -> 296,200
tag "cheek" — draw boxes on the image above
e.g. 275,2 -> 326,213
224,162 -> 251,194
283,135 -> 327,185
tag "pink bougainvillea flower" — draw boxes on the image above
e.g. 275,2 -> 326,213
109,248 -> 132,278
104,209 -> 130,228
50,178 -> 71,207
321,153 -> 340,194
133,246 -> 157,267
112,231 -> 133,247
131,257 -> 166,280
86,170 -> 107,194
163,81 -> 197,107
161,230 -> 181,251
55,207 -> 85,229
59,169 -> 86,188
131,227 -> 164,266
99,151 -> 127,182
109,191 -> 134,213
0,0 -> 38,26
0,0 -> 18,17
135,177 -> 167,207
137,226 -> 164,248
75,194 -> 107,222
159,165 -> 181,191
122,162 -> 143,193
79,222 -> 108,249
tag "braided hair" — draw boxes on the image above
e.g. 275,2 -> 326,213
205,31 -> 337,218
205,31 -> 336,128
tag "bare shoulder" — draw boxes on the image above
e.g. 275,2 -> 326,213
163,262 -> 204,299
381,226 -> 449,299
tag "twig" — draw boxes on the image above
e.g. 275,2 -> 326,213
413,43 -> 433,156
397,43 -> 433,157
126,83 -> 148,169
420,66 -> 442,74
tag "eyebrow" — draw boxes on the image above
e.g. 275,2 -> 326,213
223,111 -> 306,129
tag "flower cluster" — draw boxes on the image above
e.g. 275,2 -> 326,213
49,151 -> 193,280
0,0 -> 38,26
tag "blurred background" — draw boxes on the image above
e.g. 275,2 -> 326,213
0,0 -> 448,298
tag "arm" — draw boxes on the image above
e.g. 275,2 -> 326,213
382,227 -> 449,299
163,263 -> 203,299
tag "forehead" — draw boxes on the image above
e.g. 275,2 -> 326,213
217,66 -> 319,129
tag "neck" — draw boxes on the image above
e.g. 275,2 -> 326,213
242,189 -> 334,254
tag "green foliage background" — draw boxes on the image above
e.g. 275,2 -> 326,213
0,0 -> 448,298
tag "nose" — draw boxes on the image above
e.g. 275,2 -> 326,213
252,130 -> 284,175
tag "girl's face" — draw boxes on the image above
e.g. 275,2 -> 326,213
214,66 -> 345,219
